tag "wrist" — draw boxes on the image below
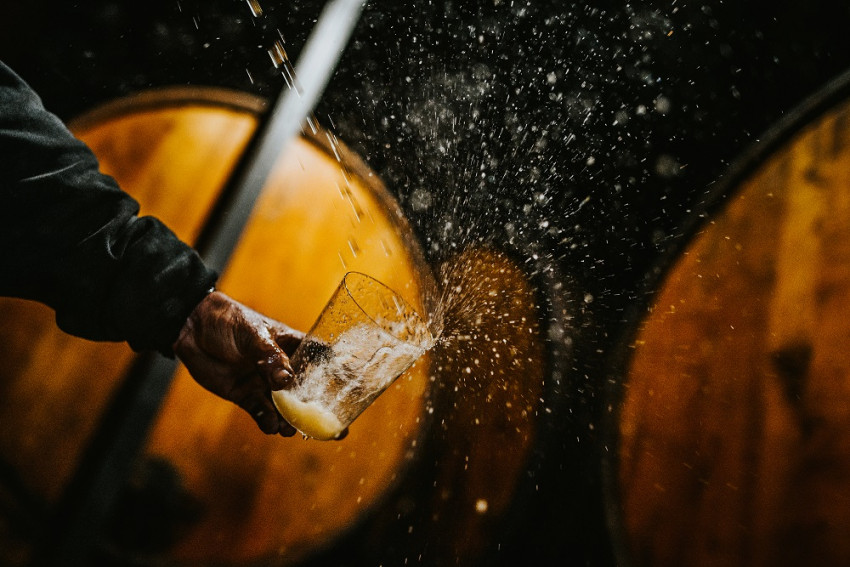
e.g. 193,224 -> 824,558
172,286 -> 215,354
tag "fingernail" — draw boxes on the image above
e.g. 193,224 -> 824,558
272,368 -> 292,390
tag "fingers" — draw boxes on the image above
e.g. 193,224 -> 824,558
246,400 -> 296,437
244,395 -> 281,434
175,291 -> 310,438
236,319 -> 303,391
257,354 -> 293,390
175,327 -> 296,437
224,372 -> 297,437
271,324 -> 305,356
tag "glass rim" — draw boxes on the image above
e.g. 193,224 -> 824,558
341,271 -> 432,344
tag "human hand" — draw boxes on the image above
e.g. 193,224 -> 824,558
172,290 -> 302,437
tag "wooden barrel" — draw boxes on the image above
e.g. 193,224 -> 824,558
76,87 -> 435,565
0,87 -> 554,566
0,86 -> 433,565
610,69 -> 850,567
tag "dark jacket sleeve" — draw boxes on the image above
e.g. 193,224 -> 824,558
0,61 -> 218,354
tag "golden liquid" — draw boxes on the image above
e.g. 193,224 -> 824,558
272,389 -> 345,440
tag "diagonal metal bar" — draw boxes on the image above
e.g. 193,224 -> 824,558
43,1 -> 368,565
198,0 -> 368,272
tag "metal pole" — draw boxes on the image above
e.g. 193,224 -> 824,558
43,1 -> 367,564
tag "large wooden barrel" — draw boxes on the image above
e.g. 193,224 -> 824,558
609,70 -> 850,567
0,86 -> 433,565
0,87 -> 554,566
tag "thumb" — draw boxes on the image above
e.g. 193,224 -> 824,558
241,325 -> 295,390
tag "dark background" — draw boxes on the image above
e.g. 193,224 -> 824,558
5,0 -> 849,343
3,0 -> 850,565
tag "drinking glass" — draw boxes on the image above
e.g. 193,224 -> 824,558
272,272 -> 433,439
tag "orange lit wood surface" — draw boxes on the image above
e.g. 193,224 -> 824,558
73,89 -> 432,565
0,87 -> 432,565
0,86 -> 551,566
423,248 -> 545,565
618,101 -> 850,566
